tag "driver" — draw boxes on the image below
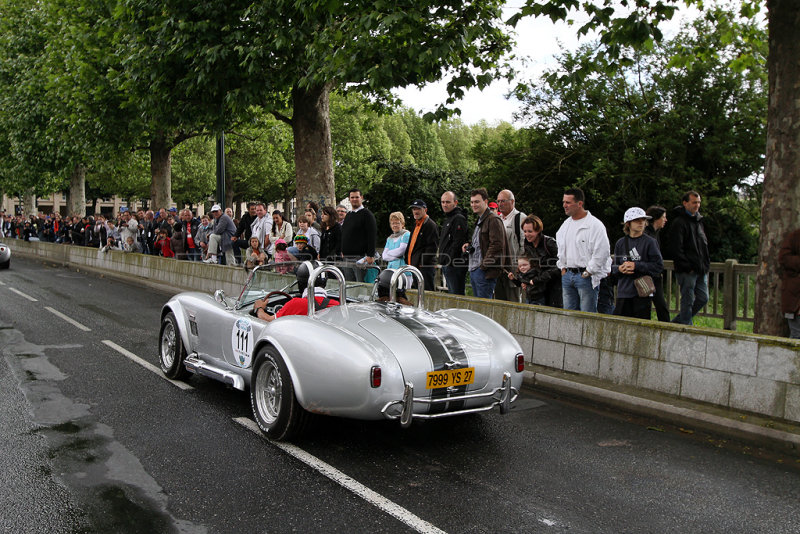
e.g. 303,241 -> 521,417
253,261 -> 339,322
375,269 -> 413,306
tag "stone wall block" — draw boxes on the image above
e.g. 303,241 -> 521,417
548,314 -> 583,345
637,359 -> 682,396
705,336 -> 757,376
617,327 -> 661,359
531,339 -> 565,369
582,319 -> 619,352
729,375 -> 786,418
660,330 -> 706,367
756,344 -> 800,382
680,367 -> 730,406
533,313 -> 551,340
785,385 -> 800,423
598,350 -> 638,385
564,344 -> 600,376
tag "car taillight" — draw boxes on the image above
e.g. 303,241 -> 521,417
515,353 -> 524,373
370,366 -> 381,388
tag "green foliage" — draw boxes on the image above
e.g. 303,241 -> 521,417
480,9 -> 766,261
366,161 -> 472,242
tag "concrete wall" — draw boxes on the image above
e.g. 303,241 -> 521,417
10,239 -> 800,423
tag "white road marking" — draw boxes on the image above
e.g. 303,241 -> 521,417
7,287 -> 37,301
0,280 -> 5,285
101,340 -> 193,391
234,417 -> 447,534
45,306 -> 92,332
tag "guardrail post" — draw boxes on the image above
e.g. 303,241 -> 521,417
723,259 -> 738,331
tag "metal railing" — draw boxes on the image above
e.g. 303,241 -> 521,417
662,259 -> 757,330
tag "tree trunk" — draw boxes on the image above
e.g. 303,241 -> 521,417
22,189 -> 36,218
755,1 -> 800,336
67,164 -> 86,216
292,84 -> 336,214
150,135 -> 173,210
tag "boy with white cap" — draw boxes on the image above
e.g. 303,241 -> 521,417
611,207 -> 664,319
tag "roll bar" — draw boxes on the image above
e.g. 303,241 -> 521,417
391,265 -> 424,310
306,262 -> 347,318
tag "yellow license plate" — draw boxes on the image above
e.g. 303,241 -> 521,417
425,367 -> 475,389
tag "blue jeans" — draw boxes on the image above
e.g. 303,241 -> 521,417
443,265 -> 467,295
186,247 -> 200,261
470,268 -> 496,299
561,270 -> 599,313
672,271 -> 709,325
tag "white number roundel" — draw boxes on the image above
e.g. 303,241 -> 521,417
231,318 -> 253,367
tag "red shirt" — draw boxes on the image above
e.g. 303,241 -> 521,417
276,296 -> 339,317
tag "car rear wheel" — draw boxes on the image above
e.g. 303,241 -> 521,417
159,312 -> 190,380
0,259 -> 8,270
250,346 -> 307,441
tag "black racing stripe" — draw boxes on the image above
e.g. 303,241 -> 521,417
386,311 -> 469,414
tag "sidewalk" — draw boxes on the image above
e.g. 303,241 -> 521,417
523,365 -> 800,457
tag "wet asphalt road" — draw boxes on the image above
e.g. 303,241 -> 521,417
1,255 -> 800,534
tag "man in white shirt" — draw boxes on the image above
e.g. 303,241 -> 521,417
494,189 -> 526,302
555,188 -> 611,313
249,202 -> 272,250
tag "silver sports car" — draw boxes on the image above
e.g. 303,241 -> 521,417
159,262 -> 524,440
0,242 -> 10,269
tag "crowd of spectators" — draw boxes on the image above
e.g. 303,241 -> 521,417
0,186 -> 710,324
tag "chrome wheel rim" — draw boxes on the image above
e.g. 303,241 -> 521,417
255,359 -> 281,424
161,321 -> 176,368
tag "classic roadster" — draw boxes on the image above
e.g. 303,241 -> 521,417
159,263 -> 524,440
0,242 -> 10,269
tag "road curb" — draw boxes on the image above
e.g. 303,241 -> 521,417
523,370 -> 800,455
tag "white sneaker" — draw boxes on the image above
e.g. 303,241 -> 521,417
202,257 -> 217,264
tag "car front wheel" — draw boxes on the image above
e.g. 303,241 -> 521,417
159,312 -> 190,380
250,346 -> 307,441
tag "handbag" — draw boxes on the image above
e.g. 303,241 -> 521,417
633,275 -> 656,298
625,236 -> 655,298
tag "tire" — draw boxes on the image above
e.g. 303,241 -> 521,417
250,346 -> 307,441
0,260 -> 8,270
159,312 -> 190,380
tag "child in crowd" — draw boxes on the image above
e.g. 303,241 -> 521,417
122,236 -> 140,253
244,236 -> 268,270
272,238 -> 292,273
291,234 -> 318,262
509,256 -> 537,304
154,229 -> 175,258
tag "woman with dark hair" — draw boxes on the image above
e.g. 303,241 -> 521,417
268,210 -> 293,256
318,205 -> 342,260
645,205 -> 670,322
514,215 -> 562,307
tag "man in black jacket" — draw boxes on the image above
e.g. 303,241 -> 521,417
438,191 -> 469,294
405,199 -> 439,291
341,188 -> 377,282
664,191 -> 710,325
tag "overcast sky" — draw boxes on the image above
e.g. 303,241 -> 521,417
393,4 -> 703,126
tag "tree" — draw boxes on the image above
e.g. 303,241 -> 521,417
132,0 -> 513,211
510,0 -> 788,335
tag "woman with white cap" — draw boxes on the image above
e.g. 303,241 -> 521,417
612,207 -> 664,319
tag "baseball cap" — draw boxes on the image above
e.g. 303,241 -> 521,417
409,199 -> 427,209
488,201 -> 499,209
168,207 -> 177,212
210,204 -> 222,212
623,207 -> 652,223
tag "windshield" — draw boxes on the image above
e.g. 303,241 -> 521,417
235,261 -> 375,310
